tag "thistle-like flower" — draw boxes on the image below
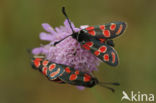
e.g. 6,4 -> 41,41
32,20 -> 101,73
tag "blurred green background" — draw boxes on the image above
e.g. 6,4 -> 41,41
0,0 -> 156,103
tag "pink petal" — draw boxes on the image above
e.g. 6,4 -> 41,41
40,32 -> 53,41
42,23 -> 56,34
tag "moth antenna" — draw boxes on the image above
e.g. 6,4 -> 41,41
27,48 -> 33,58
99,82 -> 120,93
53,35 -> 71,46
99,84 -> 115,93
27,48 -> 31,54
62,7 -> 75,33
53,7 -> 74,46
100,82 -> 120,86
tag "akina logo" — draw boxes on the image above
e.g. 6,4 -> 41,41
121,91 -> 154,102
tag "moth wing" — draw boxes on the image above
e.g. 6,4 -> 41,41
83,22 -> 126,39
58,66 -> 80,84
81,38 -> 119,66
47,63 -> 65,80
58,66 -> 93,87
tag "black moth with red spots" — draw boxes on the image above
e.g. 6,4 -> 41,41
54,7 -> 127,66
71,22 -> 126,66
32,57 -> 98,88
31,57 -> 120,91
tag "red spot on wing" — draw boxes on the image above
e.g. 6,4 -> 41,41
94,46 -> 107,56
99,46 -> 107,53
82,42 -> 93,50
75,70 -> 79,75
69,74 -> 77,81
42,60 -> 49,66
110,23 -> 116,30
34,61 -> 40,68
86,42 -> 93,47
111,52 -> 116,63
103,54 -> 109,61
116,24 -> 123,35
65,67 -> 71,73
100,25 -> 105,30
50,68 -> 60,78
86,26 -> 96,36
99,38 -> 106,43
42,67 -> 47,75
103,30 -> 110,37
94,50 -> 100,56
88,30 -> 96,36
49,64 -> 56,71
82,44 -> 90,50
34,58 -> 42,68
86,26 -> 94,31
83,74 -> 91,82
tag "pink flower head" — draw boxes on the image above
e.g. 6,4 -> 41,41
32,19 -> 101,73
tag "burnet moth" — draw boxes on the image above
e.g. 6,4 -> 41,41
31,56 -> 120,92
54,7 -> 127,66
